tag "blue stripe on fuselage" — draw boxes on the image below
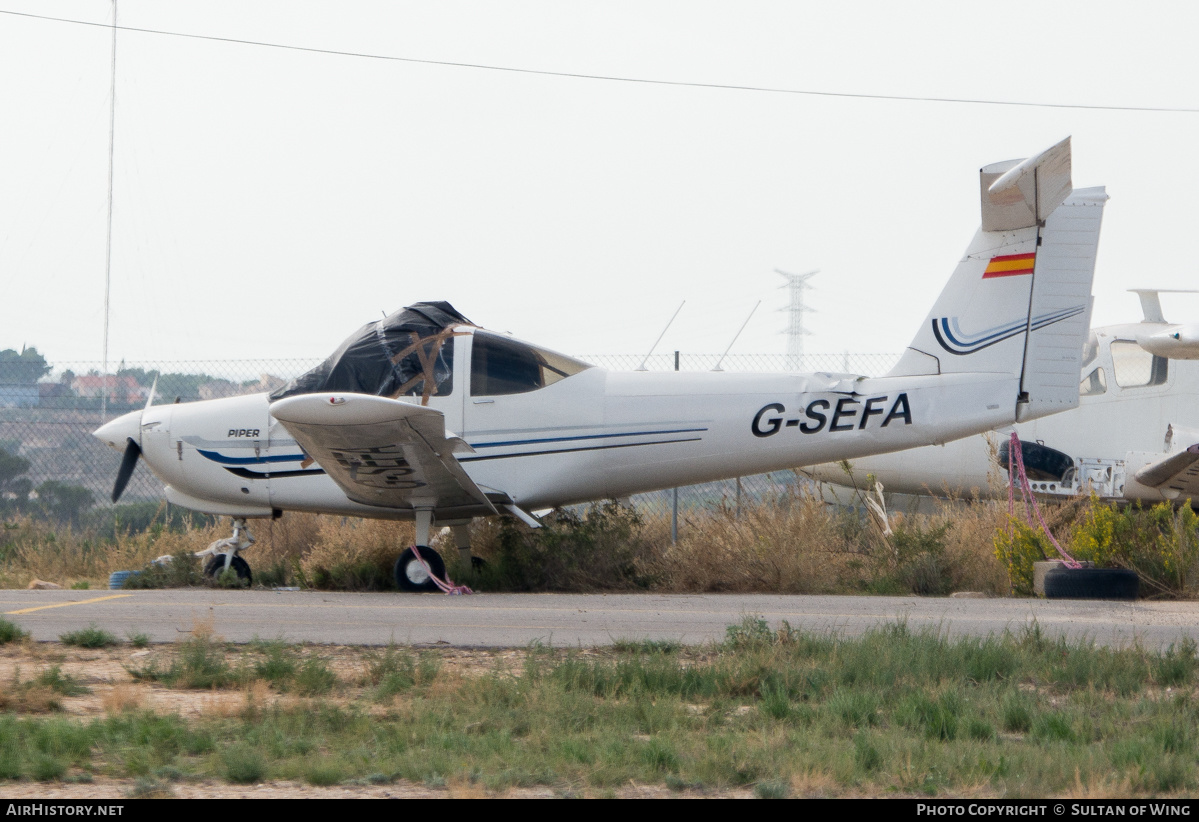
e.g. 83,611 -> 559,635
470,428 -> 707,449
197,449 -> 307,466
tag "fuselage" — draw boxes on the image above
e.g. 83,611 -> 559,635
805,322 -> 1199,503
99,329 -> 1022,519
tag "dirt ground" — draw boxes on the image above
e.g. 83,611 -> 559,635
0,641 -> 750,799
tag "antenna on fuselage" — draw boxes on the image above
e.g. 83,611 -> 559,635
712,300 -> 761,372
636,300 -> 685,371
144,373 -> 158,411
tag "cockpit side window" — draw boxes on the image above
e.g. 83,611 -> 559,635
1081,331 -> 1100,369
394,332 -> 454,399
470,332 -> 593,396
1080,367 -> 1107,397
1110,340 -> 1168,388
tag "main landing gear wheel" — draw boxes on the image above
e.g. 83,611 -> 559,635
395,547 -> 446,593
204,555 -> 252,587
1043,567 -> 1139,600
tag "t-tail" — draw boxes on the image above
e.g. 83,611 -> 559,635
887,136 -> 1107,422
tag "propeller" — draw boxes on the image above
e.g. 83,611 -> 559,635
112,438 -> 142,503
108,375 -> 157,504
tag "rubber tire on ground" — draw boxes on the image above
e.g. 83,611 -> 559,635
395,547 -> 446,593
1043,567 -> 1139,600
204,555 -> 252,586
108,570 -> 139,590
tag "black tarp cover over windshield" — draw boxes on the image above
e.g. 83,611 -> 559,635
270,302 -> 474,405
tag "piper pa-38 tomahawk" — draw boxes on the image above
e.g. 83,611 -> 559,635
805,289 -> 1199,506
94,137 -> 1107,591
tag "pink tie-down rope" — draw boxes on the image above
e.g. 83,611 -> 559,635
1007,431 -> 1082,569
410,544 -> 474,595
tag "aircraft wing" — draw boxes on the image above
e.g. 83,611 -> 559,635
1133,443 -> 1199,500
269,393 -> 496,514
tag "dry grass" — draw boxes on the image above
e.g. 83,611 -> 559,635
646,485 -> 1017,596
0,516 -> 227,589
0,480 -> 1102,596
298,517 -> 415,590
101,683 -> 145,714
652,494 -> 847,593
0,511 -> 415,592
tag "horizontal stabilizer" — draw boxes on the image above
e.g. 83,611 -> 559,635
981,136 -> 1072,231
1128,288 -> 1199,324
1134,443 -> 1199,500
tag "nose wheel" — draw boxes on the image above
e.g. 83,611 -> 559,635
196,518 -> 255,587
204,554 -> 253,586
394,546 -> 446,592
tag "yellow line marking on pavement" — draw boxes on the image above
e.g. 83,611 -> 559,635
6,594 -> 133,615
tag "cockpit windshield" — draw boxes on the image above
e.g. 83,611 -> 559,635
271,302 -> 472,404
470,331 -> 593,396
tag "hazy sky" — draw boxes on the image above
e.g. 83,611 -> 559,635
2,1 -> 1198,367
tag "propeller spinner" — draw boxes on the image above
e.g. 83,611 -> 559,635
94,378 -> 157,503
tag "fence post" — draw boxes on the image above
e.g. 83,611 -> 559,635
671,350 -> 680,544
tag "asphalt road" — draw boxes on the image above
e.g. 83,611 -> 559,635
3,589 -> 1199,648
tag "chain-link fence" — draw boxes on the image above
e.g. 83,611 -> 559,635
0,351 -> 898,522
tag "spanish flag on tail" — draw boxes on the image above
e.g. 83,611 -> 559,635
982,252 -> 1036,278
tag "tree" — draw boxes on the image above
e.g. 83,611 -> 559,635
0,448 -> 32,517
0,347 -> 50,385
34,481 -> 94,529
0,448 -> 30,494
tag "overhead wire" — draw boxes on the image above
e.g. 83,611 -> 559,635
1,7 -> 1197,114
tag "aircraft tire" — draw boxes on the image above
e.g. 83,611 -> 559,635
999,439 -> 1075,482
1043,567 -> 1138,601
395,547 -> 446,593
204,555 -> 253,587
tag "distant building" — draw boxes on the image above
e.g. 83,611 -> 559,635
72,375 -> 146,404
246,373 -> 286,394
198,380 -> 242,401
38,383 -> 72,402
0,384 -> 38,408
198,375 -> 286,400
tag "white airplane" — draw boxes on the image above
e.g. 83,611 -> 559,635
94,137 -> 1106,591
805,289 -> 1199,506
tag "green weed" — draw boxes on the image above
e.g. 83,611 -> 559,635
250,639 -> 298,685
34,666 -> 88,697
292,658 -> 337,695
754,779 -> 789,799
59,624 -> 118,648
724,616 -> 773,649
128,631 -> 235,689
221,744 -> 265,784
0,617 -> 27,644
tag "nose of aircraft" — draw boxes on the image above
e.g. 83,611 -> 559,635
92,409 -> 142,451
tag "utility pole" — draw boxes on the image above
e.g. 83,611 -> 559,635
101,0 -> 118,422
776,269 -> 816,372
